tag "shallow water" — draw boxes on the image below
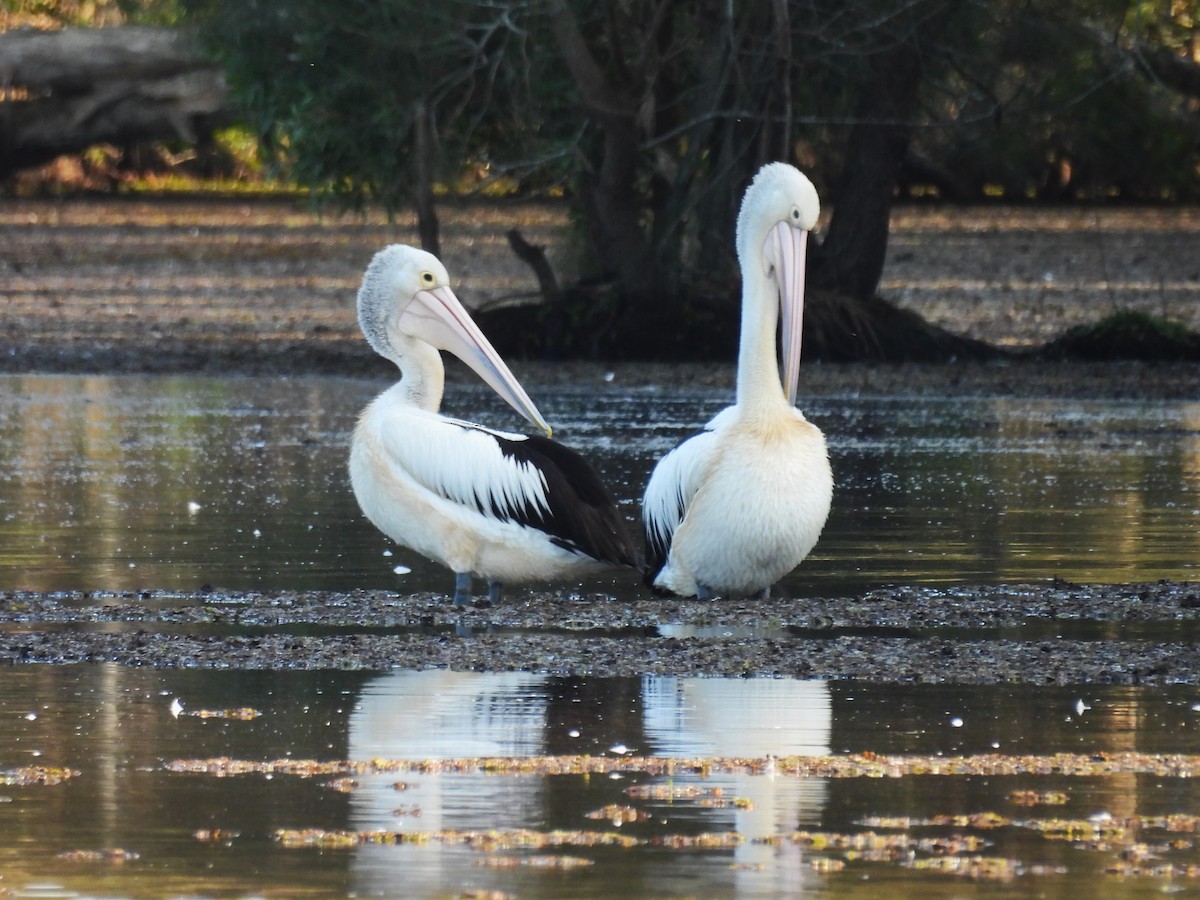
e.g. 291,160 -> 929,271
0,373 -> 1196,596
1,373 -> 1199,897
4,667 -> 1200,898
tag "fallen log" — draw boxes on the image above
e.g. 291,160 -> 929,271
0,25 -> 233,178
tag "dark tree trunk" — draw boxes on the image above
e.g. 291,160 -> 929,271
813,2 -> 962,300
578,121 -> 654,297
768,0 -> 793,162
412,100 -> 441,256
546,1 -> 655,289
0,26 -> 232,180
546,0 -> 673,357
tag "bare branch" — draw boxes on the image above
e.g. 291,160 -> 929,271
1131,40 -> 1200,100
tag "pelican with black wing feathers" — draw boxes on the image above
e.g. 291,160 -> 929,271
642,163 -> 833,599
349,244 -> 637,605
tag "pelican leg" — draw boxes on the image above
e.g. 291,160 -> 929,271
751,586 -> 771,601
453,572 -> 473,606
486,580 -> 503,604
696,583 -> 720,601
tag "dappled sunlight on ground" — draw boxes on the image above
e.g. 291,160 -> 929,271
2,199 -> 1197,357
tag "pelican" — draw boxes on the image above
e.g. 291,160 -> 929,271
642,162 -> 833,599
349,244 -> 637,605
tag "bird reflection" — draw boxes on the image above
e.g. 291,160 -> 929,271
347,670 -> 548,897
346,671 -> 830,896
642,677 -> 831,891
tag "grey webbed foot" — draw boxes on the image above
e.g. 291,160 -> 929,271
696,583 -> 720,601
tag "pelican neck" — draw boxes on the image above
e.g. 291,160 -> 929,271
386,338 -> 445,413
734,261 -> 787,412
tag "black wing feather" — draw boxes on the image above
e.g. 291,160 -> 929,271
494,433 -> 640,568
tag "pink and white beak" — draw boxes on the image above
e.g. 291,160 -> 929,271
401,284 -> 553,437
769,220 -> 809,405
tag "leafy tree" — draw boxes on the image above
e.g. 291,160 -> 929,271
903,0 -> 1200,201
184,0 -> 554,255
183,0 -> 1199,361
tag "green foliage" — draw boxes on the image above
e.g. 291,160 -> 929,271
910,0 -> 1200,199
182,0 -> 560,215
1,0 -> 186,25
179,0 -> 1200,361
1044,310 -> 1200,361
182,0 -> 1200,210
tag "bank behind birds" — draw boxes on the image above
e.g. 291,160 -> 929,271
642,162 -> 834,599
348,244 -> 638,605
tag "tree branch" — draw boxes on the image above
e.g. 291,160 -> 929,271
1131,40 -> 1200,100
544,0 -> 635,125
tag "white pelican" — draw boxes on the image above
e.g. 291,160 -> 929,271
642,163 -> 833,599
349,244 -> 637,605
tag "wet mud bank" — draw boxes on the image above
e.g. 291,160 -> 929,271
2,580 -> 1198,683
4,200 -> 1198,683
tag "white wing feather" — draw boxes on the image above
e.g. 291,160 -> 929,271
642,427 -> 720,556
376,408 -> 551,522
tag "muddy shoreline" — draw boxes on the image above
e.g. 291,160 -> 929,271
2,581 -> 1198,682
3,198 -> 1198,681
4,358 -> 1196,683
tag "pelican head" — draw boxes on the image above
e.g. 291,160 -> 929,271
357,244 -> 552,436
735,163 -> 820,405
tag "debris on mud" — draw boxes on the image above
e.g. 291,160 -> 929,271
1,580 -> 1198,683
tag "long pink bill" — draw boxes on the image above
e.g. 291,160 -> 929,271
771,221 -> 809,405
403,284 -> 553,437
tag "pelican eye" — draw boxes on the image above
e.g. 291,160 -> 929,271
790,206 -> 802,221
419,271 -> 436,286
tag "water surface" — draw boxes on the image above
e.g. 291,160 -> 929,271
5,666 -> 1200,898
0,373 -> 1196,596
1,373 -> 1198,897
